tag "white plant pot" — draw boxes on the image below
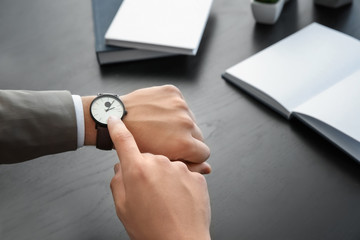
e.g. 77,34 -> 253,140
251,0 -> 285,25
314,0 -> 352,8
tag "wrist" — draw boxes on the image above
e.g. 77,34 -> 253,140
82,96 -> 97,146
82,94 -> 128,146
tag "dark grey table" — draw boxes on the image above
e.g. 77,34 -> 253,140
1,0 -> 360,239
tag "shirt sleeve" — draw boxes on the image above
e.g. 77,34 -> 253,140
72,95 -> 85,148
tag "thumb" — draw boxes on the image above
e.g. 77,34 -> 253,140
110,163 -> 126,216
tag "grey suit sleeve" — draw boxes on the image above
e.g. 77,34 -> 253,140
0,90 -> 78,164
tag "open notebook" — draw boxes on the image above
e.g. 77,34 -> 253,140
223,23 -> 360,161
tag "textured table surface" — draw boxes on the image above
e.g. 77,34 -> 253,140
1,0 -> 360,239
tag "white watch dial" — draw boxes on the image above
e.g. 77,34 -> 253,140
90,95 -> 125,125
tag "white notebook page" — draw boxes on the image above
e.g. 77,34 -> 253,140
294,69 -> 360,142
225,23 -> 360,113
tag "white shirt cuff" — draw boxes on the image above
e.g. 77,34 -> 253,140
72,95 -> 85,148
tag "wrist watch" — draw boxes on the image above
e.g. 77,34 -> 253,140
90,93 -> 127,150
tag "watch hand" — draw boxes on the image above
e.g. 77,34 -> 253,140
105,100 -> 115,111
105,107 -> 115,112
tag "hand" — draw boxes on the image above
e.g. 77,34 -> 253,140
83,85 -> 211,174
108,117 -> 211,240
121,85 -> 210,163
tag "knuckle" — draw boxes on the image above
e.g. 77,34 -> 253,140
129,165 -> 147,180
173,161 -> 188,171
163,84 -> 181,94
193,172 -> 207,185
154,155 -> 171,166
142,152 -> 153,158
110,176 -> 119,190
179,115 -> 195,129
172,98 -> 188,111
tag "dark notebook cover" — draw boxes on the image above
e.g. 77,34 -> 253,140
92,0 -> 171,64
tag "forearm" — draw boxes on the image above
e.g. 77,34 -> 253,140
0,90 -> 77,164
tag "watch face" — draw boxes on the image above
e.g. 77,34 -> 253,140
90,94 -> 125,125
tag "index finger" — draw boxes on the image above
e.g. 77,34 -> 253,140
107,116 -> 142,168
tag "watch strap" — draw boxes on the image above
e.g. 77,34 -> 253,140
96,126 -> 113,150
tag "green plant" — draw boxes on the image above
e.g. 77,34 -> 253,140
255,0 -> 279,3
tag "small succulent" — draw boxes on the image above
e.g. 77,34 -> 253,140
255,0 -> 279,3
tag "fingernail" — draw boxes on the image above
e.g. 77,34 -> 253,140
202,166 -> 212,174
107,116 -> 118,124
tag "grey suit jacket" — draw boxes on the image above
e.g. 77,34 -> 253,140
0,90 -> 78,164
